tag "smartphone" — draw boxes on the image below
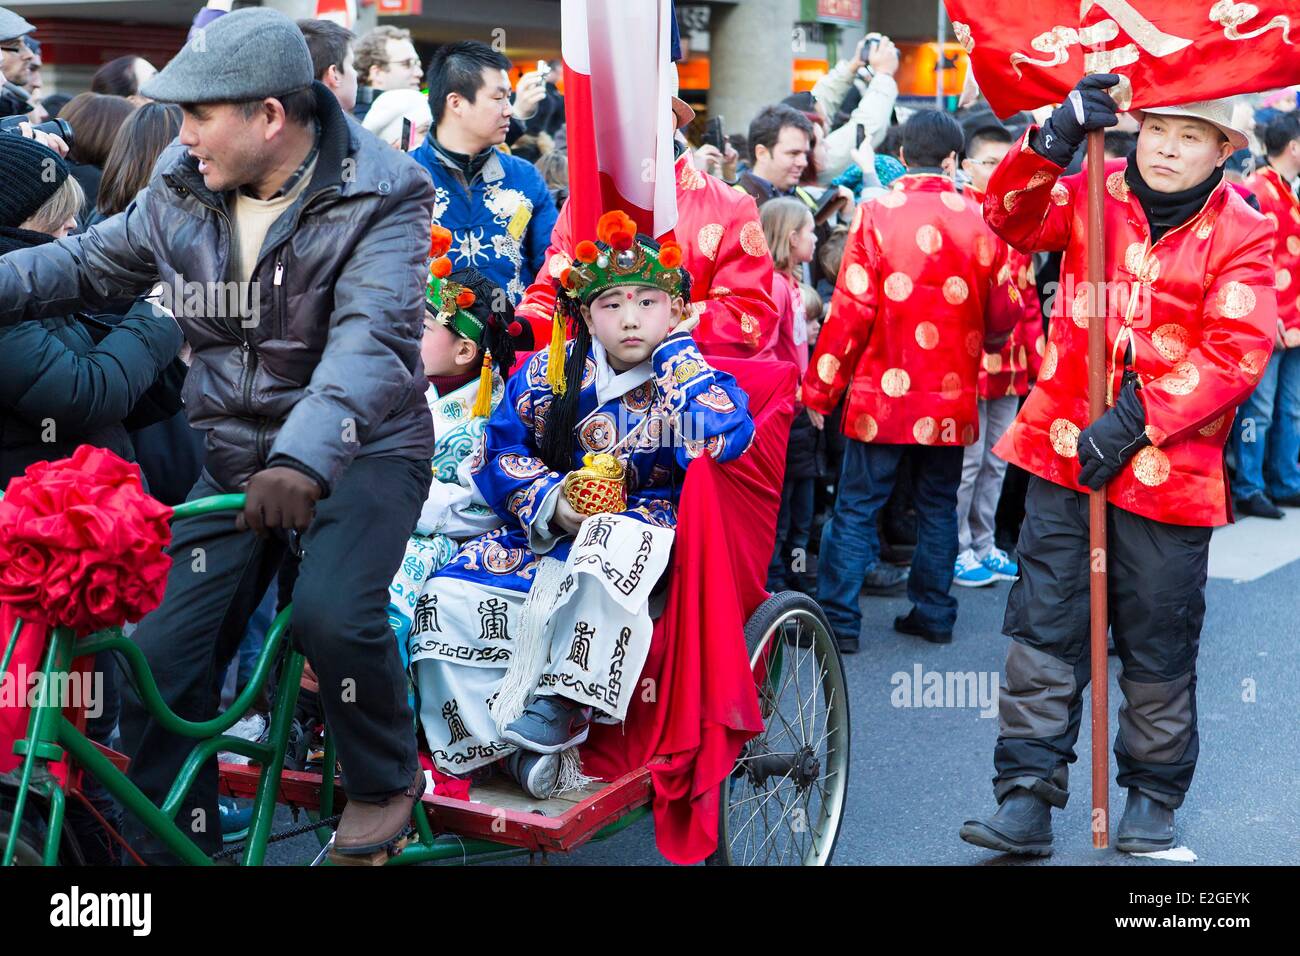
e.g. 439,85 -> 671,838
703,116 -> 725,151
862,33 -> 882,60
814,187 -> 841,220
537,59 -> 552,79
855,123 -> 866,149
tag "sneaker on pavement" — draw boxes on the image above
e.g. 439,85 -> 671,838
980,547 -> 1019,581
501,696 -> 592,754
861,563 -> 908,595
953,550 -> 996,588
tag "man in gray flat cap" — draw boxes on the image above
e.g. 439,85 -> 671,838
0,7 -> 437,864
0,5 -> 37,117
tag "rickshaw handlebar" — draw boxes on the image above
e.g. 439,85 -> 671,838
170,493 -> 247,520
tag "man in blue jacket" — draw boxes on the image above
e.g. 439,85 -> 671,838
412,41 -> 557,313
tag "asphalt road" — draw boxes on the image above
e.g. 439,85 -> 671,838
262,515 -> 1300,867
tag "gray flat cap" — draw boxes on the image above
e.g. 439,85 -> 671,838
0,6 -> 35,42
141,7 -> 313,104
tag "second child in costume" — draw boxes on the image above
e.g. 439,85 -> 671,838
386,226 -> 521,657
409,212 -> 756,799
298,229 -> 521,768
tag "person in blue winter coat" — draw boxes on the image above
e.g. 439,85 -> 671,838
412,41 -> 557,314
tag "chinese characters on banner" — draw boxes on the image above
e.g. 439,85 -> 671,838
944,0 -> 1300,117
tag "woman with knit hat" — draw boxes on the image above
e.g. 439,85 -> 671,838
0,135 -> 183,487
0,132 -> 183,865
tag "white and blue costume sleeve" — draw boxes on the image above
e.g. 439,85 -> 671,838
651,331 -> 755,467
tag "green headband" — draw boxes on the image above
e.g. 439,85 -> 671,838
425,271 -> 485,345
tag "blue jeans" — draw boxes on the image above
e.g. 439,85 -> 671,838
1231,347 -> 1300,500
816,441 -> 963,642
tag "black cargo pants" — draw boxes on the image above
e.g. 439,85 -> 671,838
119,455 -> 430,862
993,476 -> 1209,810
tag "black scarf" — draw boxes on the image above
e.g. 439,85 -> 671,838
1124,151 -> 1223,243
432,137 -> 494,183
0,225 -> 54,256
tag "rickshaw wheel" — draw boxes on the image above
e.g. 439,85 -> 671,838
707,590 -> 849,866
1,792 -> 84,866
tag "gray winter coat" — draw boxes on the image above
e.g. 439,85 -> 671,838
0,83 -> 435,495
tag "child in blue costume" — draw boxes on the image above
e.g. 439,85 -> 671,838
409,212 -> 756,798
386,241 -> 520,655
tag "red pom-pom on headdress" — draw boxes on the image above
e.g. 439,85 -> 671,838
455,289 -> 476,308
658,241 -> 683,269
560,266 -> 574,288
430,256 -> 452,279
429,224 -> 453,258
575,240 -> 599,263
596,210 -> 637,247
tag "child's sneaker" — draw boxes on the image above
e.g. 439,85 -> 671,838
954,549 -> 996,588
501,696 -> 592,753
502,749 -> 561,800
981,547 -> 1019,581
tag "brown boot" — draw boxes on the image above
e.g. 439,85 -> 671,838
330,770 -> 425,866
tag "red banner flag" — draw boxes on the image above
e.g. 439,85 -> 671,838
945,0 -> 1300,117
561,0 -> 678,242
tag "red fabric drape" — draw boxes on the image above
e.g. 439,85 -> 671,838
582,357 -> 796,863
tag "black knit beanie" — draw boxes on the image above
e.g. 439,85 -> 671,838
0,135 -> 70,228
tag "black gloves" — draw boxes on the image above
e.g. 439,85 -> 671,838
1076,371 -> 1150,491
1033,74 -> 1121,167
237,465 -> 323,535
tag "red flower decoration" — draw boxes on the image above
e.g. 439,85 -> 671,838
430,257 -> 452,279
0,446 -> 173,635
658,242 -> 683,269
455,289 -> 476,307
429,224 -> 453,258
611,230 -> 636,252
575,240 -> 599,264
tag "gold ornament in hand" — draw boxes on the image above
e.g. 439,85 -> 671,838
561,452 -> 628,516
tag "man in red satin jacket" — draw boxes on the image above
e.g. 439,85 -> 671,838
960,76 -> 1276,858
801,110 -> 1019,653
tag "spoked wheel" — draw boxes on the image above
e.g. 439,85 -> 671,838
707,590 -> 849,865
1,791 -> 83,866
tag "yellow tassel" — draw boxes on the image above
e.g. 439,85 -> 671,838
546,309 -> 567,396
472,350 -> 493,418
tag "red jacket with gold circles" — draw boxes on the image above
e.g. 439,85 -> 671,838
1244,165 -> 1300,342
515,155 -> 778,360
967,186 -> 1044,399
985,130 -> 1277,527
801,173 -> 1019,446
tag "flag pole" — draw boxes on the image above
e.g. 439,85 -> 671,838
1085,125 -> 1109,850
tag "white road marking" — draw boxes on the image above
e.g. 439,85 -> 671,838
1209,513 -> 1300,582
1130,845 -> 1198,863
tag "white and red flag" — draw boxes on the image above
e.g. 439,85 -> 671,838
945,0 -> 1300,117
561,0 -> 678,242
313,0 -> 356,28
